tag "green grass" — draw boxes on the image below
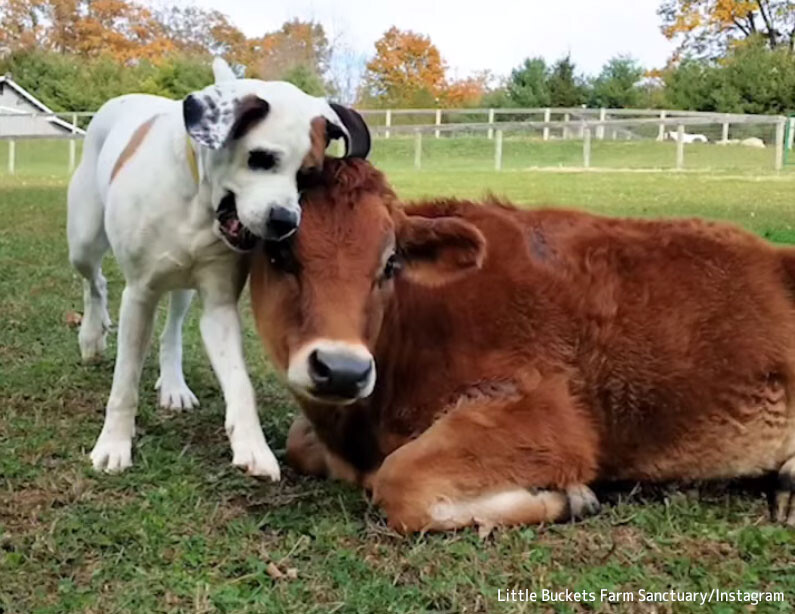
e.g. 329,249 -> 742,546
2,141 -> 795,613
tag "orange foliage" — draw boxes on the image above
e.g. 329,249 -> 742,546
660,1 -> 795,54
440,73 -> 489,108
361,27 -> 488,108
362,27 -> 447,106
0,0 -> 174,62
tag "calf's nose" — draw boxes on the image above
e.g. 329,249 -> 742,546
308,348 -> 373,399
265,205 -> 300,241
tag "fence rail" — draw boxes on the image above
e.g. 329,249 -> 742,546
0,107 -> 790,174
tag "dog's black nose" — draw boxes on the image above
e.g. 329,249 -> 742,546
264,206 -> 300,241
308,348 -> 373,399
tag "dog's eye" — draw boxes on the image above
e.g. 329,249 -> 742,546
264,240 -> 299,275
382,253 -> 401,281
248,149 -> 278,171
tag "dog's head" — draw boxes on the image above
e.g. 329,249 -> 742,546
183,58 -> 370,252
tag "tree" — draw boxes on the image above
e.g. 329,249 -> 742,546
547,56 -> 587,107
440,72 -> 489,107
280,64 -> 327,96
361,27 -> 446,107
659,0 -> 795,57
0,0 -> 174,62
589,56 -> 645,108
506,58 -> 551,107
253,20 -> 330,82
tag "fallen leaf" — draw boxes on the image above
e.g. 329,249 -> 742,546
266,562 -> 285,580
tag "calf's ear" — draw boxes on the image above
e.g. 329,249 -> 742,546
396,214 -> 486,286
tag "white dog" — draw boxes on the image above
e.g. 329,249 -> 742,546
67,59 -> 370,479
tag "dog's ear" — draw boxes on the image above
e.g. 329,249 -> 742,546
212,57 -> 237,83
324,103 -> 371,159
183,86 -> 269,150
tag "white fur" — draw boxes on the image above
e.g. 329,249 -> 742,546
68,60 -> 346,479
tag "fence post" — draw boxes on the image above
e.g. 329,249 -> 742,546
435,109 -> 441,139
775,118 -> 785,171
494,129 -> 503,171
788,117 -> 795,150
385,109 -> 391,139
8,140 -> 15,174
721,119 -> 729,144
487,108 -> 495,140
414,131 -> 422,170
596,108 -> 606,140
583,127 -> 591,168
676,124 -> 685,170
563,113 -> 570,139
657,110 -> 666,141
69,112 -> 78,173
543,108 -> 550,141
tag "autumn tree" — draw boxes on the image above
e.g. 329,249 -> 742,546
440,72 -> 489,107
0,0 -> 173,62
155,5 -> 249,67
0,0 -> 49,54
659,0 -> 795,56
361,27 -> 446,107
252,20 -> 330,83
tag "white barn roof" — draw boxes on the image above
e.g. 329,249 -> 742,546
0,75 -> 85,135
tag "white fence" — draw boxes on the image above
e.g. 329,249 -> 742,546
0,108 -> 790,174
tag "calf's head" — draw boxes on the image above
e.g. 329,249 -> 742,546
183,58 -> 370,251
250,158 -> 486,405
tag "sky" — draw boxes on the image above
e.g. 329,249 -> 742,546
185,0 -> 677,79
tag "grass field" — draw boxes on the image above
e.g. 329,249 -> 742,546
2,139 -> 795,613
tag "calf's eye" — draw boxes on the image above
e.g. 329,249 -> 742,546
382,254 -> 401,280
264,240 -> 299,275
248,149 -> 278,171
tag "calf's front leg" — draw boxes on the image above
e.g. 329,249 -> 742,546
371,376 -> 600,533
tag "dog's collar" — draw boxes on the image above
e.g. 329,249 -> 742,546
185,137 -> 199,184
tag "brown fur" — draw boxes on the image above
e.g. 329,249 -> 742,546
111,115 -> 158,181
250,158 -> 795,533
301,116 -> 328,173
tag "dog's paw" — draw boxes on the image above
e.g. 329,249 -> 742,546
79,328 -> 107,363
566,484 -> 601,520
90,435 -> 132,473
774,457 -> 795,525
229,430 -> 281,481
155,376 -> 199,411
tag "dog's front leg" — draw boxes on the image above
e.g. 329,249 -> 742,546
90,286 -> 158,472
199,299 -> 280,480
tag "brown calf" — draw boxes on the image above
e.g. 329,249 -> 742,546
250,158 -> 795,533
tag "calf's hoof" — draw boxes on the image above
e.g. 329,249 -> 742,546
566,484 -> 600,520
774,458 -> 795,526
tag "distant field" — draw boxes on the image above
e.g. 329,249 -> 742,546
1,139 -> 795,612
0,134 -> 785,177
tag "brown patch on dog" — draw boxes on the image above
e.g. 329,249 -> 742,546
229,95 -> 270,141
111,115 -> 158,181
301,116 -> 328,173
